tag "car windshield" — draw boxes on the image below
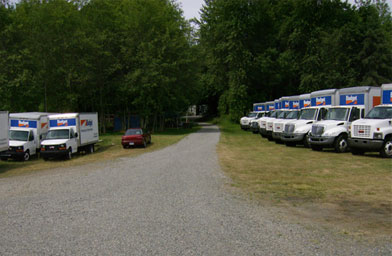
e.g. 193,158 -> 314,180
324,108 -> 348,121
247,112 -> 257,118
286,111 -> 300,119
365,107 -> 392,119
125,129 -> 142,135
299,109 -> 317,120
46,129 -> 69,139
9,130 -> 29,141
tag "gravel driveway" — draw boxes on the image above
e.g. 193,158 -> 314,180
0,124 -> 390,255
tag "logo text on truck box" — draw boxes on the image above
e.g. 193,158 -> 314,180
304,100 -> 311,107
10,120 -> 38,128
346,95 -> 357,105
340,94 -> 365,106
49,118 -> 76,127
316,97 -> 326,105
292,101 -> 299,109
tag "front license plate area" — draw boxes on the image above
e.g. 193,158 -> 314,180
129,142 -> 134,146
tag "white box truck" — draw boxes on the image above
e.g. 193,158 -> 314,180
240,111 -> 264,130
348,84 -> 392,158
40,113 -> 99,160
0,111 -> 9,155
309,86 -> 381,153
258,100 -> 282,139
2,112 -> 50,161
281,89 -> 338,147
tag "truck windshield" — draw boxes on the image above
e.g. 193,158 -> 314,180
277,111 -> 287,119
324,108 -> 349,121
9,130 -> 29,141
46,129 -> 69,139
365,107 -> 392,119
299,109 -> 317,120
247,112 -> 257,118
270,111 -> 279,118
286,111 -> 300,119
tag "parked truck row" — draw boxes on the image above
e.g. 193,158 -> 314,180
240,84 -> 392,158
0,112 -> 99,161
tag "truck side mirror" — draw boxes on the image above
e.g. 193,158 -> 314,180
40,135 -> 42,140
75,132 -> 78,138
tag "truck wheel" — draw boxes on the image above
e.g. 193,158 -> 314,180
380,138 -> 392,158
23,150 -> 30,161
303,134 -> 310,148
311,145 -> 323,151
334,134 -> 348,153
66,148 -> 72,160
351,148 -> 364,156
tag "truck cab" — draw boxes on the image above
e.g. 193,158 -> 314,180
272,110 -> 300,142
349,104 -> 392,157
41,127 -> 78,160
309,106 -> 362,152
7,128 -> 37,161
249,111 -> 266,133
281,106 -> 329,147
240,112 -> 263,130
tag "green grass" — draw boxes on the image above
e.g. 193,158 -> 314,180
0,126 -> 200,178
216,117 -> 392,235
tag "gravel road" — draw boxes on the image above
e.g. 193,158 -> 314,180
0,124 -> 390,255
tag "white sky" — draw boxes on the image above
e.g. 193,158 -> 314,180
177,0 -> 392,20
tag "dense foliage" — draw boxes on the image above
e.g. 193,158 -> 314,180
199,0 -> 392,120
1,0 -> 391,125
0,0 -> 200,131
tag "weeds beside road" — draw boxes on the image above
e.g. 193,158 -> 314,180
217,117 -> 391,237
0,126 -> 199,179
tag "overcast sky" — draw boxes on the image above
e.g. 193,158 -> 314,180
178,0 -> 392,20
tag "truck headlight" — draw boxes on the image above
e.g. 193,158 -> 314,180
373,132 -> 383,140
59,144 -> 66,150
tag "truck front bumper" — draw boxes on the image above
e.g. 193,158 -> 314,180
40,150 -> 68,158
309,135 -> 335,147
281,133 -> 305,142
272,132 -> 282,140
250,126 -> 259,133
259,128 -> 268,136
0,151 -> 24,159
240,124 -> 250,130
348,138 -> 383,151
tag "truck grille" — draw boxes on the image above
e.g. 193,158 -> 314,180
353,125 -> 371,138
311,125 -> 324,136
267,122 -> 274,131
284,124 -> 295,133
43,145 -> 60,151
274,123 -> 283,132
251,122 -> 259,128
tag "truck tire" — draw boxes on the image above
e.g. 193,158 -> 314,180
351,148 -> 364,155
334,134 -> 348,153
66,148 -> 72,160
311,145 -> 323,151
303,134 -> 310,148
23,150 -> 30,161
380,138 -> 392,158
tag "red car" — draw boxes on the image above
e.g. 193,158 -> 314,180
121,128 -> 151,148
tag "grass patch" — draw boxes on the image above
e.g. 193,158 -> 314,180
0,126 -> 200,178
217,116 -> 392,236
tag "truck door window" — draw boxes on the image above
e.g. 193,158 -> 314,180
349,108 -> 360,122
29,132 -> 34,141
317,108 -> 327,121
